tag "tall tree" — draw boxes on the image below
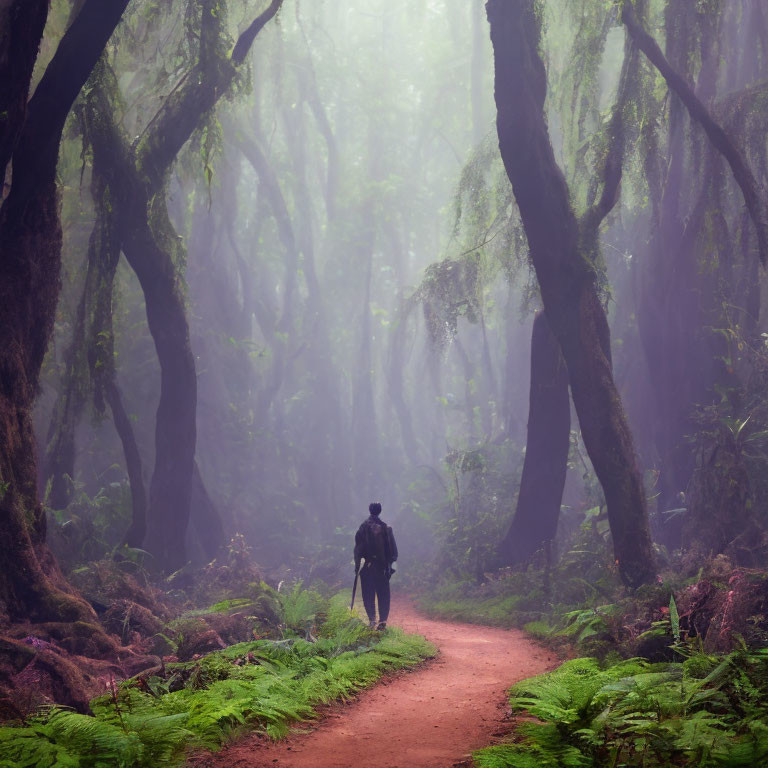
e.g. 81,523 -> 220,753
487,0 -> 656,587
498,311 -> 569,565
0,0 -> 130,621
83,0 -> 282,571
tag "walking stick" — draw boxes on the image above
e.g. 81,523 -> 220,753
350,568 -> 360,611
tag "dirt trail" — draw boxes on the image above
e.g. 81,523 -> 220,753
190,597 -> 554,768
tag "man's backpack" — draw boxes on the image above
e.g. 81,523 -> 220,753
364,518 -> 391,566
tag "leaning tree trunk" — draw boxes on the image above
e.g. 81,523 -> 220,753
487,0 -> 656,587
236,125 -> 299,420
0,0 -> 49,181
499,311 -> 570,566
0,0 -> 130,621
279,85 -> 353,525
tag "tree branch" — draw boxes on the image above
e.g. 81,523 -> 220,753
5,0 -> 130,209
232,0 -> 283,65
580,29 -> 638,235
622,0 -> 768,265
138,0 -> 283,188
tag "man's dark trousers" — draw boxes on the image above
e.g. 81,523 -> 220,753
360,562 -> 390,623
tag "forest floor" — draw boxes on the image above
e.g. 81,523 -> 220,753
187,596 -> 555,768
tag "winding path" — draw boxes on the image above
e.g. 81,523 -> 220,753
189,597 -> 554,768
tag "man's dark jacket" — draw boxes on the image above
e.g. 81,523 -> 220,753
354,515 -> 398,572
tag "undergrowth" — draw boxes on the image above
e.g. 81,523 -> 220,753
422,520 -> 768,767
0,592 -> 434,768
474,645 -> 768,767
421,584 -> 529,628
419,509 -> 632,634
418,513 -> 691,660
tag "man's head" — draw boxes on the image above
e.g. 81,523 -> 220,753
369,502 -> 382,516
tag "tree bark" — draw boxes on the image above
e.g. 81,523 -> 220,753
43,291 -> 90,510
123,196 -> 197,573
499,312 -> 570,565
487,0 -> 656,587
107,379 -> 147,549
0,0 -> 49,183
0,0 -> 129,621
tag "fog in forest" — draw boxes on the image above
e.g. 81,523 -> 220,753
36,0 -> 533,580
4,1 -> 768,765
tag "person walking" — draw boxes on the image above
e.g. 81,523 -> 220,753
354,502 -> 398,630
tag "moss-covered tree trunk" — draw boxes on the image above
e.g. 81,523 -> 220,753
487,0 -> 656,587
0,0 -> 129,620
499,311 -> 570,565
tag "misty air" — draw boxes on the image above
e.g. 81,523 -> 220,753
1,1 -> 768,766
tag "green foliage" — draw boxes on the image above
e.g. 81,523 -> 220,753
522,620 -> 554,639
555,605 -> 618,644
432,443 -> 522,580
474,646 -> 768,768
46,479 -> 133,569
0,591 -> 434,767
420,509 -> 623,640
0,708 -> 144,768
669,593 -> 681,645
197,597 -> 255,614
417,254 -> 484,349
420,577 -> 530,627
280,581 -> 323,635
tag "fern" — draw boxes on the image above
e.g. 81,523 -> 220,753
477,646 -> 768,768
0,723 -> 81,768
0,709 -> 141,768
280,580 -> 322,634
669,593 -> 681,645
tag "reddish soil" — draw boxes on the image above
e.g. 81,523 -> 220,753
188,597 -> 555,768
